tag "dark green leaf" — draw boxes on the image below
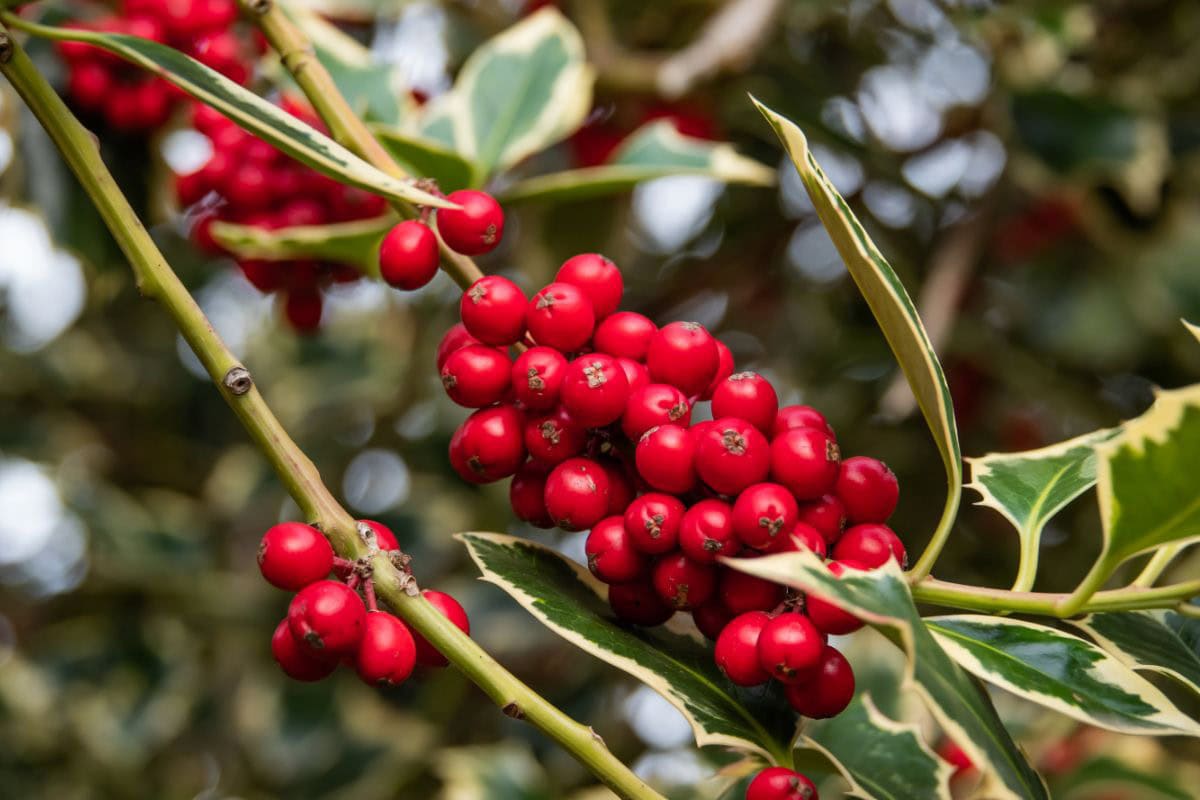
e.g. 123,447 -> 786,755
1070,610 -> 1200,699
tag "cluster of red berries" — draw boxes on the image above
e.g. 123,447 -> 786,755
434,255 -> 904,727
58,0 -> 254,133
375,190 -> 506,290
176,99 -> 389,331
258,519 -> 469,685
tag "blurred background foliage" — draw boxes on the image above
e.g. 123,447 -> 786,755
2,0 -> 1200,797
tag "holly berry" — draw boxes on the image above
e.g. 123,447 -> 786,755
836,456 -> 899,523
436,323 -> 484,370
652,553 -> 716,610
586,516 -> 646,583
616,357 -> 650,392
784,645 -> 855,719
412,590 -> 470,667
524,408 -> 586,465
258,522 -> 334,590
511,346 -> 568,411
806,561 -> 865,635
635,424 -> 697,494
774,405 -> 834,437
702,339 -> 735,400
437,190 -> 504,255
561,354 -> 631,427
623,493 -> 686,554
622,384 -> 691,440
358,519 -> 399,551
441,344 -> 512,408
527,282 -> 596,352
645,321 -> 720,397
379,220 -> 439,290
691,599 -> 733,640
510,461 -> 553,528
770,427 -> 840,500
284,288 -> 323,333
757,612 -> 825,684
609,580 -> 675,626
543,457 -> 611,531
732,483 -> 799,550
448,405 -> 526,483
746,767 -> 819,800
719,568 -> 785,614
556,253 -> 623,319
271,619 -> 337,682
354,611 -> 417,686
678,499 -> 739,563
832,524 -> 907,569
771,522 -> 827,558
287,580 -> 367,656
594,311 -> 657,360
601,459 -> 636,516
797,494 -> 847,546
460,275 -> 527,345
711,372 -> 778,434
694,417 -> 770,495
714,610 -> 771,686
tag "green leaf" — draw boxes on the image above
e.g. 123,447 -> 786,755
1070,611 -> 1200,699
497,121 -> 775,203
370,124 -> 479,192
1011,91 -> 1139,174
966,427 -> 1121,590
418,7 -> 593,179
752,98 -> 961,576
727,551 -> 1047,800
926,615 -> 1200,737
13,18 -> 451,209
457,532 -> 795,762
209,216 -> 394,276
803,694 -> 954,800
1053,757 -> 1192,800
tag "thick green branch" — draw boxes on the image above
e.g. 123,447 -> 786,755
0,25 -> 658,800
912,576 -> 1200,617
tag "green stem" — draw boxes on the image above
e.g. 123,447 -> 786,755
1009,527 -> 1040,593
0,25 -> 660,800
1054,555 -> 1117,617
908,484 -> 962,581
1131,544 -> 1184,588
912,577 -> 1200,617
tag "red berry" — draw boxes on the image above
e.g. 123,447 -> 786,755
622,493 -> 686,555
635,424 -> 697,494
711,372 -> 778,434
757,612 -> 825,684
561,354 -> 631,427
284,288 -> 323,332
460,275 -> 527,345
770,427 -> 840,501
544,457 -> 611,531
354,611 -> 417,686
449,405 -> 526,483
585,516 -> 646,583
594,311 -> 657,360
746,767 -> 819,800
806,561 -> 865,635
832,524 -> 906,569
258,522 -> 334,590
836,456 -> 899,524
678,499 -> 739,563
527,282 -> 596,352
691,599 -> 733,640
784,645 -> 855,718
524,407 -> 586,465
622,384 -> 691,440
436,323 -> 483,371
510,461 -> 553,528
770,522 -> 827,558
271,619 -> 337,682
556,253 -> 623,319
653,554 -> 716,610
412,590 -> 470,667
441,344 -> 512,408
616,357 -> 650,392
719,567 -> 785,614
379,220 -> 439,289
511,346 -> 568,411
357,519 -> 399,551
714,610 -> 770,686
797,494 -> 847,545
437,190 -> 504,255
694,417 -> 770,496
601,459 -> 635,516
608,580 -> 675,626
937,738 -> 976,776
732,483 -> 799,550
702,339 -> 735,400
646,321 -> 719,397
287,580 -> 366,656
774,405 -> 834,438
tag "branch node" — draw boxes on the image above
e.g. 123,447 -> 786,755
0,32 -> 11,65
589,727 -> 607,747
222,365 -> 253,395
502,702 -> 525,720
249,0 -> 272,14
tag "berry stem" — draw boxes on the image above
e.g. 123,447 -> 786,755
0,26 -> 661,800
364,577 -> 379,612
236,0 -> 484,291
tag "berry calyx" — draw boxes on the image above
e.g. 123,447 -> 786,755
441,344 -> 513,408
645,321 -> 720,397
527,282 -> 596,352
378,220 -> 439,290
544,457 -> 611,531
412,590 -> 470,668
594,311 -> 657,360
561,354 -> 631,427
524,407 -> 586,466
271,619 -> 337,682
586,516 -> 647,583
836,456 -> 900,523
556,253 -> 623,319
608,580 -> 675,626
652,553 -> 716,610
756,612 -> 825,684
624,492 -> 686,554
711,372 -> 778,434
437,190 -> 504,255
746,767 -> 819,800
287,580 -> 367,656
622,383 -> 692,440
354,611 -> 417,686
714,610 -> 771,686
769,427 -> 840,501
694,417 -> 770,496
460,275 -> 527,345
732,483 -> 799,550
258,522 -> 334,590
635,424 -> 697,494
511,346 -> 569,411
784,645 -> 855,719
678,499 -> 739,563
832,524 -> 907,569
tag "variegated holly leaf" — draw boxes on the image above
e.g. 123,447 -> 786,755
803,694 -> 954,800
9,18 -> 450,209
1186,319 -> 1200,342
457,532 -> 795,763
966,427 -> 1120,591
417,8 -> 593,180
1069,610 -> 1200,699
926,615 -> 1200,737
370,124 -> 479,192
210,216 -> 394,276
727,551 -> 1046,800
497,121 -> 775,203
753,99 -> 961,577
